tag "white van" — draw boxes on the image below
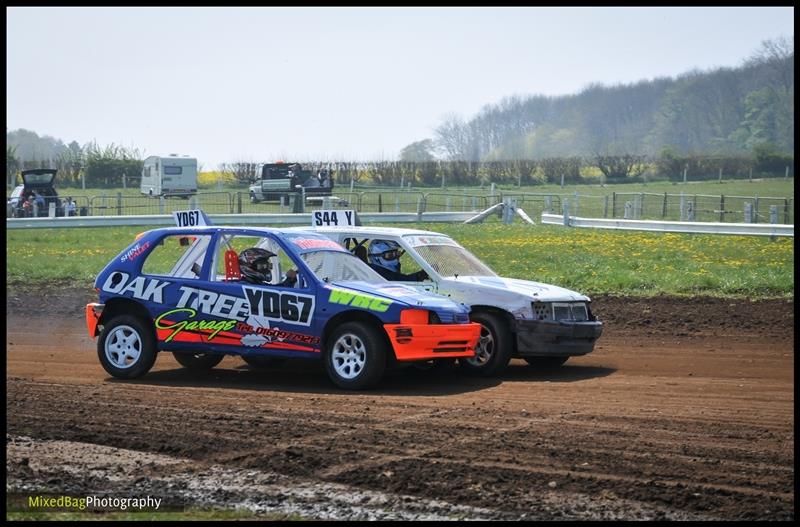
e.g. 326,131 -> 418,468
141,155 -> 198,197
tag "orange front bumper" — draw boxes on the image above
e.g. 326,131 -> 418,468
384,322 -> 481,362
86,303 -> 104,338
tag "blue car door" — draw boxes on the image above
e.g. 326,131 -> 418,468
208,230 -> 322,360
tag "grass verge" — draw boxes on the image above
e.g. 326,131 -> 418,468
6,223 -> 793,298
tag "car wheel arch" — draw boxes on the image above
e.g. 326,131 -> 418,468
469,305 -> 515,326
322,310 -> 395,363
100,298 -> 156,344
468,305 -> 517,354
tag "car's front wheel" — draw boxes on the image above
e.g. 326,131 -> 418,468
173,352 -> 225,370
458,311 -> 512,377
524,356 -> 569,369
325,322 -> 387,390
97,315 -> 157,379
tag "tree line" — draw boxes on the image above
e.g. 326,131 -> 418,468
402,37 -> 794,163
6,132 -> 142,188
6,133 -> 792,189
219,152 -> 793,188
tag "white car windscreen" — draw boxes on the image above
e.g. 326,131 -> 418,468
413,244 -> 497,278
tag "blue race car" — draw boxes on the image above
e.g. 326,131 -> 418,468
85,219 -> 480,390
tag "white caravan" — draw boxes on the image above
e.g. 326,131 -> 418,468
141,155 -> 198,197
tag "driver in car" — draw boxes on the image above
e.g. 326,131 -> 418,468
238,248 -> 298,287
367,240 -> 428,281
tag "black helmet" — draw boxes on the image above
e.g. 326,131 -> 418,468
239,247 -> 275,283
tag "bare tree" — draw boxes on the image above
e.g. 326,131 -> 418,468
434,114 -> 469,160
746,36 -> 794,95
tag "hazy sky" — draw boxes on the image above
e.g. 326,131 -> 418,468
6,6 -> 794,169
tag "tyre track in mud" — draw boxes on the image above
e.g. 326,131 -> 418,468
6,294 -> 795,520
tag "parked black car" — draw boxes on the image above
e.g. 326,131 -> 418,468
8,169 -> 65,218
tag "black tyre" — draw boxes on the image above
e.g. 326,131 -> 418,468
458,311 -> 513,377
524,356 -> 569,369
173,351 -> 225,370
242,355 -> 287,369
324,321 -> 387,390
97,315 -> 158,379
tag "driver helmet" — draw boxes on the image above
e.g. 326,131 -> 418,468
368,240 -> 403,273
239,247 -> 275,283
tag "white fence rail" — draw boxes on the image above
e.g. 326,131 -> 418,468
541,213 -> 794,237
5,211 -> 476,229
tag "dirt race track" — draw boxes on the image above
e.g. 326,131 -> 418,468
6,288 -> 795,520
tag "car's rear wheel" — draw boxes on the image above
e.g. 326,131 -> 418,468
173,352 -> 225,370
97,315 -> 157,379
325,322 -> 387,390
242,355 -> 287,369
458,311 -> 512,377
524,356 -> 569,369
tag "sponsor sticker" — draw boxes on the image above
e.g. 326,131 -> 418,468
120,241 -> 151,263
328,287 -> 391,313
155,308 -> 237,342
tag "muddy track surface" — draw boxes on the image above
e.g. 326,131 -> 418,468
6,289 -> 795,520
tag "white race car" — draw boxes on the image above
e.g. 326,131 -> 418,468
302,226 -> 603,376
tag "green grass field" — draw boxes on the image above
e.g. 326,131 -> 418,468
489,176 -> 795,198
5,223 -> 793,298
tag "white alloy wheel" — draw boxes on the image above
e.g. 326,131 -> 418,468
331,332 -> 367,380
104,325 -> 142,369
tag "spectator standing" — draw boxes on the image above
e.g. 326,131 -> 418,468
66,197 -> 77,217
22,196 -> 33,217
34,192 -> 45,216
